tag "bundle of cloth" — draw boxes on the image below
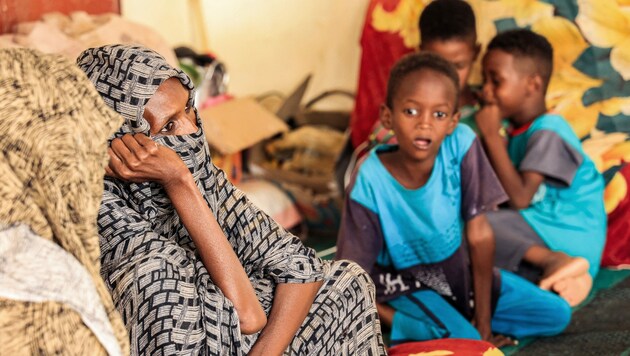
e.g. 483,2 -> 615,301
0,48 -> 129,355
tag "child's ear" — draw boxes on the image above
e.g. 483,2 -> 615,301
380,104 -> 394,129
447,110 -> 461,134
527,74 -> 544,95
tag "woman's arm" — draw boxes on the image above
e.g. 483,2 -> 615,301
475,105 -> 544,209
248,281 -> 323,355
107,133 -> 266,334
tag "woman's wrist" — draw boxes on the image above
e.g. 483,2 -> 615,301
162,167 -> 194,193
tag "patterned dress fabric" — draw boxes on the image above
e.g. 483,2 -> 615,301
77,44 -> 386,355
0,48 -> 129,355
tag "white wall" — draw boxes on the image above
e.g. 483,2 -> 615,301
121,0 -> 369,110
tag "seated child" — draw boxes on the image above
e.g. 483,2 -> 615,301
475,29 -> 607,307
337,52 -> 571,346
369,0 -> 481,146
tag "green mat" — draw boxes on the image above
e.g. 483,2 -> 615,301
504,269 -> 630,355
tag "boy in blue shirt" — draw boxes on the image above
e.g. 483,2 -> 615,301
337,52 -> 571,346
476,29 -> 607,307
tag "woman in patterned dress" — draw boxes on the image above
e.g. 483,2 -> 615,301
77,44 -> 386,355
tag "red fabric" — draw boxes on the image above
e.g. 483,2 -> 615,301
388,339 -> 501,356
350,0 -> 413,148
602,163 -> 630,267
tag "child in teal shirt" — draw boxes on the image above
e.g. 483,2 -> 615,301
476,29 -> 606,307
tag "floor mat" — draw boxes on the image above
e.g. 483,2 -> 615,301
307,237 -> 630,355
503,269 -> 630,355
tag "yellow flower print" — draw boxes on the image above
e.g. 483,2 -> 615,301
498,0 -> 554,27
468,0 -> 554,85
409,351 -> 454,356
532,16 -> 606,137
582,129 -> 628,171
583,129 -> 630,213
576,0 -> 630,80
372,0 -> 431,49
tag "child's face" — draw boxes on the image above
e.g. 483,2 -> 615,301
421,39 -> 479,92
481,49 -> 531,122
381,69 -> 459,163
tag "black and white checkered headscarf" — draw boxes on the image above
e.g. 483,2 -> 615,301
78,45 -> 194,135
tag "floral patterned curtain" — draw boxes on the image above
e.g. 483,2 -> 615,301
350,0 -> 630,267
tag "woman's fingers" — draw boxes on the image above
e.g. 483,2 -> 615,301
107,147 -> 128,178
134,133 -> 158,149
121,133 -> 147,160
110,136 -> 136,167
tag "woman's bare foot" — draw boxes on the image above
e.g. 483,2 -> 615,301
552,273 -> 593,307
538,252 -> 589,291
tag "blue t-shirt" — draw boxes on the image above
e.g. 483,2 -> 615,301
508,113 -> 606,277
337,124 -> 507,308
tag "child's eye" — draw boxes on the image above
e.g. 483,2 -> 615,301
433,111 -> 447,120
403,108 -> 418,116
161,121 -> 175,133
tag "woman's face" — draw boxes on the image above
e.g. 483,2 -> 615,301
143,77 -> 198,136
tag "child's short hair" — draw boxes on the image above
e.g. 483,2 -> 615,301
487,29 -> 553,89
386,52 -> 460,110
419,0 -> 477,44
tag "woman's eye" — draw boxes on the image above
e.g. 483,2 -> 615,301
161,121 -> 175,133
185,105 -> 192,114
403,108 -> 418,116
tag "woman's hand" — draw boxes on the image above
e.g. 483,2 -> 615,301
106,133 -> 189,189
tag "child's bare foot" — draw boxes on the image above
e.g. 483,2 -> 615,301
538,252 -> 589,291
552,273 -> 593,307
490,334 -> 517,348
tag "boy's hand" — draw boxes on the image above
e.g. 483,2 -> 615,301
472,313 -> 493,341
489,334 -> 517,348
475,104 -> 503,139
472,317 -> 517,348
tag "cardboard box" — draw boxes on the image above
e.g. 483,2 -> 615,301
199,97 -> 289,155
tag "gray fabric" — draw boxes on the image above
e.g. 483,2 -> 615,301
460,138 -> 509,221
487,209 -> 546,283
520,130 -> 583,187
0,224 -> 123,356
78,45 -> 386,355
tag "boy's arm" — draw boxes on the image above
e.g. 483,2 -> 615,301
476,104 -> 544,209
465,214 -> 495,342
